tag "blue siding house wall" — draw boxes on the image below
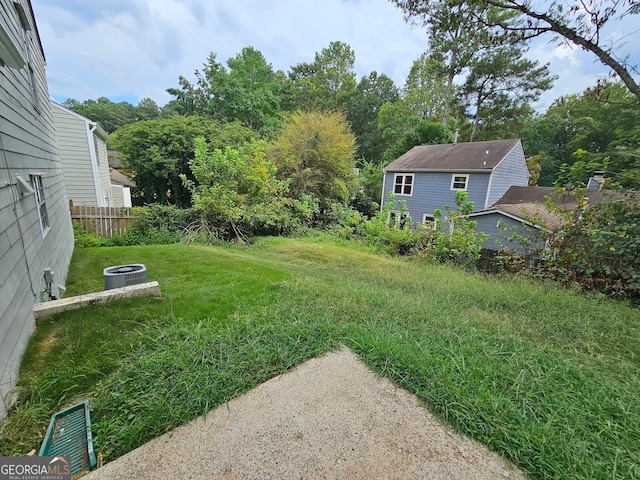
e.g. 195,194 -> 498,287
485,142 -> 529,208
382,139 -> 529,226
470,212 -> 538,251
382,171 -> 491,223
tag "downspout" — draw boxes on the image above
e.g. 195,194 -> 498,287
86,121 -> 103,207
380,170 -> 387,211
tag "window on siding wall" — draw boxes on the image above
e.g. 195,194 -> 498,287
14,1 -> 40,112
0,21 -> 25,68
450,174 -> 468,191
389,211 -> 410,228
422,213 -> 437,230
31,175 -> 49,235
393,173 -> 414,196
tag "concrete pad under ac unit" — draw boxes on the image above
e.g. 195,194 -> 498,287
33,281 -> 161,322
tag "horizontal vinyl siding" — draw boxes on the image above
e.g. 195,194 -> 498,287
0,0 -> 74,419
111,184 -> 125,207
486,142 -> 529,207
52,105 -> 98,205
473,213 -> 538,251
382,171 -> 490,225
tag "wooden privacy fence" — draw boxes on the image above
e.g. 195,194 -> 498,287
70,203 -> 139,238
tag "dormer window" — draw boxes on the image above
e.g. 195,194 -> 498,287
393,173 -> 414,196
451,174 -> 468,191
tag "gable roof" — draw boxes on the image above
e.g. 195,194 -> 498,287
51,101 -> 109,141
470,202 -> 567,229
108,150 -> 124,169
383,139 -> 521,173
470,186 -> 612,229
493,185 -> 606,207
110,168 -> 135,188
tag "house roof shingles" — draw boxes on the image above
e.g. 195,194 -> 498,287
470,185 -> 613,229
383,139 -> 521,172
110,168 -> 135,188
493,185 -> 605,207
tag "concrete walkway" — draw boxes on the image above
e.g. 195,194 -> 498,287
88,348 -> 525,480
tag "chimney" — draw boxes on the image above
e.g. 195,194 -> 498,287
453,129 -> 459,144
586,171 -> 605,191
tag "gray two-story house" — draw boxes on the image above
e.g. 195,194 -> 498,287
1,0 -> 74,418
381,139 -> 530,225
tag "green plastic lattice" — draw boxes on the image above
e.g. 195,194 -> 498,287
39,400 -> 97,476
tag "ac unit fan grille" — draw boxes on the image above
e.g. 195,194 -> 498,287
103,264 -> 147,290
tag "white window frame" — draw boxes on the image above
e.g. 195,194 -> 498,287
0,21 -> 25,69
15,1 -> 39,112
393,173 -> 414,196
31,174 -> 49,236
389,210 -> 410,228
422,213 -> 437,230
450,174 -> 469,191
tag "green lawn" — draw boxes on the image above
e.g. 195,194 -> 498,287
1,237 -> 639,479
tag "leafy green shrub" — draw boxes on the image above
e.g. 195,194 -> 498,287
135,204 -> 198,234
423,192 -> 488,268
323,202 -> 365,239
355,192 -> 486,263
359,194 -> 434,256
538,193 -> 640,300
72,222 -> 104,247
183,137 -> 317,242
101,227 -> 181,247
75,205 -> 197,247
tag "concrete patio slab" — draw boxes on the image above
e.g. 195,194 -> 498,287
88,347 -> 525,480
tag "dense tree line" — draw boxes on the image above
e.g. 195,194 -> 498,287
63,0 -> 639,214
62,2 -> 639,300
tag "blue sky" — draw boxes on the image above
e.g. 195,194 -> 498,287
32,0 -> 640,112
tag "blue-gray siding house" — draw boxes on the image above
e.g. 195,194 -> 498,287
469,185 -> 608,252
381,139 -> 529,225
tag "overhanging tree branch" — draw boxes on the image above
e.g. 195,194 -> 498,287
478,0 -> 640,101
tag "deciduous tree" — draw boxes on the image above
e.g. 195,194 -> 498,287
166,48 -> 285,134
474,0 -> 640,101
62,97 -> 138,133
184,138 -> 299,239
287,41 -> 357,112
392,1 -> 640,101
112,116 -> 254,207
267,111 -> 358,206
346,71 -> 399,162
523,81 -> 640,188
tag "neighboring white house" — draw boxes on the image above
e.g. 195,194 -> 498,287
0,0 -> 74,418
110,167 -> 133,208
51,101 -> 126,207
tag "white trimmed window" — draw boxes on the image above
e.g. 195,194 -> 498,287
450,174 -> 468,191
14,1 -> 39,111
393,173 -> 414,196
31,175 -> 49,235
389,211 -> 410,228
422,213 -> 437,230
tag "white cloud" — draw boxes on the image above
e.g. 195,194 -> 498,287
31,0 -> 639,110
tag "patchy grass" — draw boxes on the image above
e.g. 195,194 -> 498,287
1,237 -> 639,479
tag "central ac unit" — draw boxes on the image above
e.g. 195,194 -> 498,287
103,264 -> 147,290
